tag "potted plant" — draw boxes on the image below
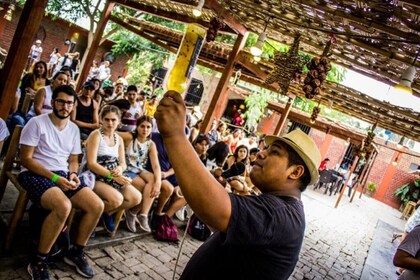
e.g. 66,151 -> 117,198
366,182 -> 376,196
393,179 -> 420,208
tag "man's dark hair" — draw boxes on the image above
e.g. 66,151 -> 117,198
52,85 -> 76,100
285,144 -> 311,192
127,85 -> 138,93
249,147 -> 260,155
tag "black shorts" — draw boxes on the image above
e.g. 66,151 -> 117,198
18,170 -> 87,208
163,174 -> 178,187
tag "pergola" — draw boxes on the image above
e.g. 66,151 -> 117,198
0,0 -> 419,142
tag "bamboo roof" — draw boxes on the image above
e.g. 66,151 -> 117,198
111,0 -> 420,141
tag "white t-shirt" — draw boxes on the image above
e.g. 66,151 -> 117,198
0,118 -> 9,141
30,45 -> 42,59
19,114 -> 81,172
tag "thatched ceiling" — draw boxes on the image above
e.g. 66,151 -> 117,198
111,0 -> 420,140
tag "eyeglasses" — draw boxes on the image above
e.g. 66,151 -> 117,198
54,99 -> 74,106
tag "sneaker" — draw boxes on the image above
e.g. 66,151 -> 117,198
175,206 -> 186,221
125,209 -> 138,233
27,261 -> 50,280
137,214 -> 151,232
102,213 -> 115,233
64,251 -> 94,278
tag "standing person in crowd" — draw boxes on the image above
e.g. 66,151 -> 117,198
26,71 -> 69,119
87,60 -> 99,81
120,85 -> 144,132
26,39 -> 43,71
47,47 -> 61,78
393,225 -> 420,279
155,91 -> 321,279
95,61 -> 111,82
84,105 -> 141,236
18,85 -> 104,279
71,81 -> 99,141
145,95 -> 158,117
119,116 -> 162,232
54,54 -> 72,76
69,52 -> 80,80
19,61 -> 50,109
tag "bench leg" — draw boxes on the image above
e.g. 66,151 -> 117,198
4,192 -> 29,252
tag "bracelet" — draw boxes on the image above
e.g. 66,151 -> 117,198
51,173 -> 60,183
106,173 -> 113,180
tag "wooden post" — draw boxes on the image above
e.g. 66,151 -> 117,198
350,151 -> 374,202
359,152 -> 378,198
273,97 -> 294,136
75,0 -> 114,91
200,32 -> 248,134
0,0 -> 49,120
334,156 -> 359,208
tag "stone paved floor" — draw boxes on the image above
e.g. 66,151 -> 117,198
0,188 -> 405,279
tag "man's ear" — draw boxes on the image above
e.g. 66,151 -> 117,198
288,165 -> 305,180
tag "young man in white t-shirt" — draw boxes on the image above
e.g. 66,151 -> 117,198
18,85 -> 104,279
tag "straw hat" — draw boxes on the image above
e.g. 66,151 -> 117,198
265,129 -> 321,186
35,39 -> 42,44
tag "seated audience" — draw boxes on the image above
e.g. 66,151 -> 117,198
84,105 -> 141,236
18,85 -> 103,279
119,116 -> 163,233
71,81 -> 99,140
120,85 -> 144,132
223,145 -> 251,195
27,71 -> 69,119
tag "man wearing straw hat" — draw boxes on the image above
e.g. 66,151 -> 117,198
155,91 -> 321,280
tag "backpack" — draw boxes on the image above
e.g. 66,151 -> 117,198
154,215 -> 179,243
187,214 -> 211,241
29,204 -> 70,262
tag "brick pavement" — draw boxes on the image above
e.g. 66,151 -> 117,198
0,188 -> 405,279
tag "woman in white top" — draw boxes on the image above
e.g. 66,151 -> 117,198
85,105 -> 142,236
119,116 -> 162,233
26,71 -> 69,119
48,47 -> 61,78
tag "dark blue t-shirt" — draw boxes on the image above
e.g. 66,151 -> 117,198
181,193 -> 305,280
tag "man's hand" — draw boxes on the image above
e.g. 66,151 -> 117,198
56,176 -> 77,191
68,173 -> 80,187
155,91 -> 186,139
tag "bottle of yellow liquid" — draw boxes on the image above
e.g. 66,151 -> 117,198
166,23 -> 207,94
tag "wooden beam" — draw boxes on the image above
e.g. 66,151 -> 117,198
76,1 -> 114,91
113,0 -> 214,29
201,32 -> 249,133
110,15 -> 177,53
273,97 -> 294,135
0,0 -> 49,120
204,0 -> 247,35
